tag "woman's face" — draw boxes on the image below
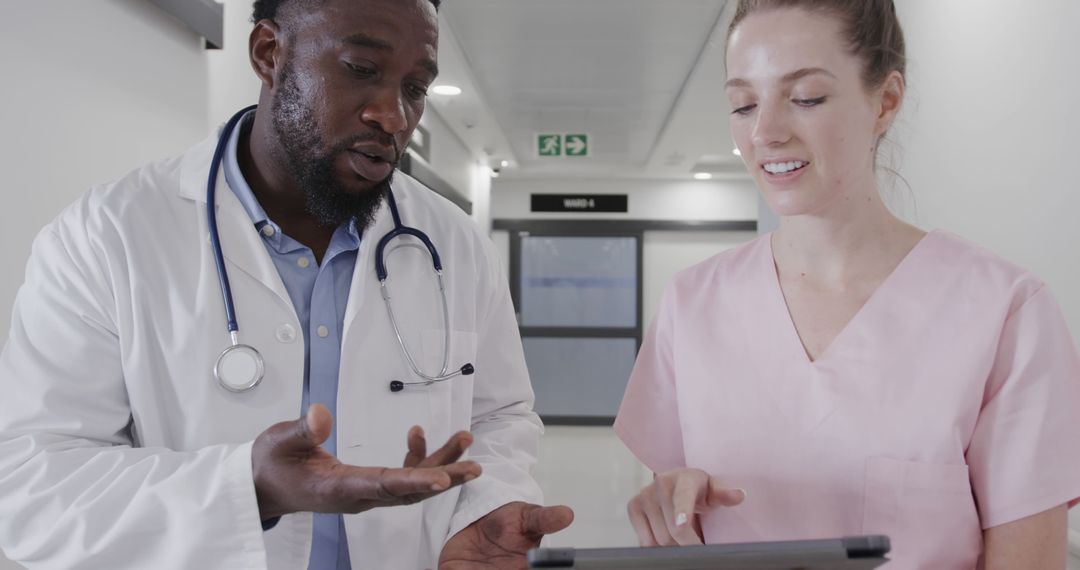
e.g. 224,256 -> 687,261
725,8 -> 900,217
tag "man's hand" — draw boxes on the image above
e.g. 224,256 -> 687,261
253,403 -> 482,521
438,502 -> 574,569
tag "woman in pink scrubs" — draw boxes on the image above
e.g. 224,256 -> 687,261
613,1 -> 1080,568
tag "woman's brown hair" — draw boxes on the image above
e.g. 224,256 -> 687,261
728,0 -> 906,90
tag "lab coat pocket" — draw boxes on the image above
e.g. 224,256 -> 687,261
863,457 -> 981,569
421,329 -> 477,446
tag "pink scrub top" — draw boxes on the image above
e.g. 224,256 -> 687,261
614,230 -> 1080,569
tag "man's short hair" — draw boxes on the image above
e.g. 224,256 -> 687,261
253,0 -> 441,23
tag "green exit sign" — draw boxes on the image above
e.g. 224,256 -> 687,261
564,134 -> 588,156
538,134 -> 562,156
536,133 -> 590,157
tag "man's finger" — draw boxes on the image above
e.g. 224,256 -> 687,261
275,403 -> 332,454
416,431 -> 473,468
441,460 -> 483,487
332,465 -> 453,503
522,504 -> 575,537
332,461 -> 481,500
403,426 -> 426,468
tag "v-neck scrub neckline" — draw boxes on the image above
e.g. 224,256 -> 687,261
765,231 -> 936,367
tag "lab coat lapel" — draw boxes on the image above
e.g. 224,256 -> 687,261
177,132 -> 294,313
215,186 -> 294,312
342,182 -> 403,340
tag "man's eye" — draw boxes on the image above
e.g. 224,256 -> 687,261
405,84 -> 429,101
731,104 -> 756,116
345,62 -> 376,77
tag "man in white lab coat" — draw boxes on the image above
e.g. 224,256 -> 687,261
0,0 -> 572,568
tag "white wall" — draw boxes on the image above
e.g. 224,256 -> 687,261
416,106 -> 480,207
207,0 -> 261,128
0,0 -> 211,349
892,0 -> 1080,546
895,0 -> 1080,337
409,107 -> 494,229
0,3 -> 211,566
471,159 -> 494,232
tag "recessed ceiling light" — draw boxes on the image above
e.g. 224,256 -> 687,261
694,172 -> 713,180
500,160 -> 510,168
431,85 -> 462,96
732,148 -> 742,156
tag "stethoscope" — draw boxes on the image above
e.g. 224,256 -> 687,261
208,105 -> 474,393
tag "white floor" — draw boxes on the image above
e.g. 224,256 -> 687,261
533,425 -> 651,548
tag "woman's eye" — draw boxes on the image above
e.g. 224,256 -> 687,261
731,104 -> 756,116
794,96 -> 827,107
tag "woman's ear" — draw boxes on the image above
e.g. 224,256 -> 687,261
875,70 -> 906,138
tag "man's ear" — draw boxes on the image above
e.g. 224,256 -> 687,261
249,19 -> 283,89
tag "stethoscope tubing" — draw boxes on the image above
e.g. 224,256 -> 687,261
379,190 -> 474,390
208,105 -> 471,393
207,104 -> 258,335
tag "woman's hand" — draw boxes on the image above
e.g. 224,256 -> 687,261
626,468 -> 746,546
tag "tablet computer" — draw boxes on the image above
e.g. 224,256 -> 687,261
527,535 -> 890,569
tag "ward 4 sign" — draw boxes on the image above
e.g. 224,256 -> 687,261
536,133 -> 589,157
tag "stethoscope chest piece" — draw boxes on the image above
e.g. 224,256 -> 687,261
214,343 -> 265,393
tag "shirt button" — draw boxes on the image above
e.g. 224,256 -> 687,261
316,325 -> 329,338
297,257 -> 311,269
261,225 -> 276,237
275,324 -> 297,343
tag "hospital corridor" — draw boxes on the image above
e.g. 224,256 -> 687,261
2,0 -> 1080,568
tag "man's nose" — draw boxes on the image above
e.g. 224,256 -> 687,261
362,85 -> 408,136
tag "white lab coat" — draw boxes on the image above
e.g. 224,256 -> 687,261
0,131 -> 543,569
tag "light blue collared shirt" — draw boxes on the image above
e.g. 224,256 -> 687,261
224,111 -> 357,570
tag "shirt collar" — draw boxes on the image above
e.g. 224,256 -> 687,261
222,109 -> 273,231
222,109 -> 361,250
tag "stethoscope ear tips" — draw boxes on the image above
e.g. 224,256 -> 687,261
388,364 -> 475,393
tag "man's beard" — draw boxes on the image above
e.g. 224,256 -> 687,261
270,63 -> 396,229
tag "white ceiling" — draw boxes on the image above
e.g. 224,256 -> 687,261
428,0 -> 748,180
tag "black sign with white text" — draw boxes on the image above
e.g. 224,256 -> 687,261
531,194 -> 628,213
